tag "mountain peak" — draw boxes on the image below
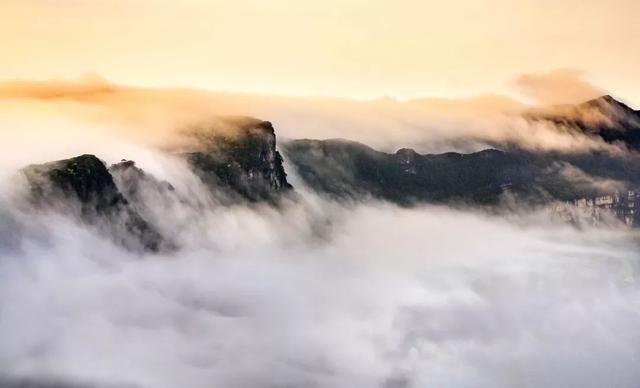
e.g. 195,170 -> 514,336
522,94 -> 640,150
580,94 -> 636,112
21,154 -> 164,252
395,148 -> 419,165
183,117 -> 293,202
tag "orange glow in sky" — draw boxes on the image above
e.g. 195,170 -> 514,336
2,0 -> 639,103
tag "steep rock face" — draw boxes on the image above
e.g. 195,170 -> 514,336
22,155 -> 164,252
282,139 -> 640,206
183,117 -> 293,202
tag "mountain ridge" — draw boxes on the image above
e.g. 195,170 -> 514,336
282,135 -> 640,207
15,94 -> 640,243
17,117 -> 294,251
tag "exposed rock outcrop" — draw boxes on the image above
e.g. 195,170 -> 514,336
22,155 -> 164,252
16,117 -> 297,251
181,117 -> 293,202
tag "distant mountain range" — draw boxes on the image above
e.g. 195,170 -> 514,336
283,138 -> 640,206
284,95 -> 640,205
16,94 -> 640,250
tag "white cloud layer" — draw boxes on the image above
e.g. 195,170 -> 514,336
0,163 -> 639,388
0,73 -> 639,388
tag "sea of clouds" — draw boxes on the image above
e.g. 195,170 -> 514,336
0,71 -> 639,387
0,154 -> 639,388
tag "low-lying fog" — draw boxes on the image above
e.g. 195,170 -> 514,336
0,153 -> 639,388
1,71 -> 639,387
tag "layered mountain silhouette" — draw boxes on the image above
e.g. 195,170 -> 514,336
19,118 -> 293,251
16,95 -> 640,249
283,95 -> 640,205
283,138 -> 640,205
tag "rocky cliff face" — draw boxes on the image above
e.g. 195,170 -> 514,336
22,155 -> 164,252
182,117 -> 293,202
17,118 -> 296,251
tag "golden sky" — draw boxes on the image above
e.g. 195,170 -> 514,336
1,0 -> 639,103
